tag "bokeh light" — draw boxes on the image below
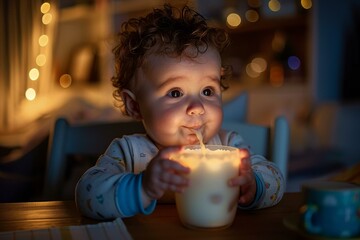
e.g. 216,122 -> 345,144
252,57 -> 267,72
59,74 -> 72,88
39,35 -> 49,47
40,2 -> 51,14
227,13 -> 241,28
301,0 -> 312,9
269,63 -> 284,87
268,0 -> 281,12
36,54 -> 46,66
42,13 -> 52,25
245,10 -> 259,22
288,56 -> 301,70
25,88 -> 36,101
246,63 -> 260,78
29,68 -> 39,81
272,32 -> 286,52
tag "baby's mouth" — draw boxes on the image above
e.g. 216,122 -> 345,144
185,126 -> 202,135
190,127 -> 205,143
182,126 -> 203,144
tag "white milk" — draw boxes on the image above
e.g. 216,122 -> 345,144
171,145 -> 240,229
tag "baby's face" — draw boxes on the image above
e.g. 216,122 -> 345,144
134,47 -> 223,149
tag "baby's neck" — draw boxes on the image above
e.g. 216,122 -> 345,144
147,134 -> 163,150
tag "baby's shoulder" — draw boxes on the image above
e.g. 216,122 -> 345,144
207,129 -> 240,145
109,133 -> 150,148
103,133 -> 157,161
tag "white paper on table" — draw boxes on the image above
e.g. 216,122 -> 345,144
0,218 -> 132,240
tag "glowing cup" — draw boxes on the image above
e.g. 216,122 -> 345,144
171,145 -> 240,230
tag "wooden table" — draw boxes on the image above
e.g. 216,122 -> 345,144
0,193 -> 304,239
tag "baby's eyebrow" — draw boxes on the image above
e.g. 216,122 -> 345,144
207,75 -> 221,83
157,73 -> 221,91
156,76 -> 189,90
201,75 -> 222,87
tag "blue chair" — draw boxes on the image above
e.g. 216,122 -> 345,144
43,118 -> 145,199
222,116 -> 290,182
223,91 -> 248,123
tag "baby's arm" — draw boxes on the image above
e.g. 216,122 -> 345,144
75,154 -> 156,220
225,130 -> 285,209
75,137 -> 154,220
75,138 -> 190,220
229,153 -> 285,209
246,155 -> 285,208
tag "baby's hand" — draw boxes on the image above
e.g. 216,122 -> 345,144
229,149 -> 256,206
142,146 -> 190,200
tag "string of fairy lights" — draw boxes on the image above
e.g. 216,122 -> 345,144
25,2 -> 53,101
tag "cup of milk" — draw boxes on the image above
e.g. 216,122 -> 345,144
170,145 -> 240,230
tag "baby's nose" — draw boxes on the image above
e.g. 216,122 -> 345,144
186,100 -> 205,115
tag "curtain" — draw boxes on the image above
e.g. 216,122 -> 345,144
0,0 -> 57,132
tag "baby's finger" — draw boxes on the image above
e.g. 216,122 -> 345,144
169,184 -> 187,193
158,147 -> 191,173
160,170 -> 189,186
239,191 -> 254,205
238,148 -> 250,160
228,175 -> 251,186
161,159 -> 190,174
240,157 -> 252,172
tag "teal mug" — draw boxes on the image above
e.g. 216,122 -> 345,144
300,181 -> 360,238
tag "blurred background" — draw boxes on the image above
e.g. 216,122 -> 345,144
1,0 -> 359,201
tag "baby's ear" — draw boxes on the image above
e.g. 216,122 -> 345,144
121,89 -> 142,120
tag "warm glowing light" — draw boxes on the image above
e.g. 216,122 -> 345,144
42,13 -> 52,25
245,10 -> 259,22
252,57 -> 267,72
25,88 -> 36,101
272,31 -> 286,52
59,74 -> 72,88
288,56 -> 301,70
29,68 -> 39,80
250,62 -> 262,73
205,160 -> 222,172
39,35 -> 49,47
269,63 -> 284,87
246,63 -> 260,78
227,13 -> 241,28
36,54 -> 46,66
40,2 -> 51,14
268,0 -> 281,12
245,57 -> 267,79
301,0 -> 312,9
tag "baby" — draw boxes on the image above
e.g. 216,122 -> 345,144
76,4 -> 285,220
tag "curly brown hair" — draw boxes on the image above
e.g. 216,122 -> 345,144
111,3 -> 231,114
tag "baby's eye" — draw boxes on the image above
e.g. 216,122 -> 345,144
168,89 -> 183,98
202,88 -> 214,96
